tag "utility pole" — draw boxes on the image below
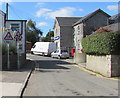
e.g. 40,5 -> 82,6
6,3 -> 8,20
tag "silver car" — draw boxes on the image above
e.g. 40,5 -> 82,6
51,49 -> 69,59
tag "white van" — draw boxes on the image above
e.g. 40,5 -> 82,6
31,42 -> 56,56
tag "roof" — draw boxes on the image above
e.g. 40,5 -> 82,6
6,20 -> 27,22
55,17 -> 82,27
73,9 -> 111,26
109,13 -> 120,20
109,13 -> 120,23
0,10 -> 6,15
98,23 -> 120,32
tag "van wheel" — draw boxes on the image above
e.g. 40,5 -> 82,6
67,57 -> 69,59
31,52 -> 34,54
42,53 -> 45,56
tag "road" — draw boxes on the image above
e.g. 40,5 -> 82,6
23,54 -> 118,96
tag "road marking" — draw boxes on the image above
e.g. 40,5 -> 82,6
73,64 -> 120,81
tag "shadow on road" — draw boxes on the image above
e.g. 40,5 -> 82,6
34,60 -> 72,70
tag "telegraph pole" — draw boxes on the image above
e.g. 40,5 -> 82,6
6,3 -> 8,20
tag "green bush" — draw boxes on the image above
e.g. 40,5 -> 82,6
2,43 -> 17,55
9,44 -> 17,55
2,43 -> 7,55
82,32 -> 120,55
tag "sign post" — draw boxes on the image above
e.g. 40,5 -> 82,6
4,30 -> 14,70
7,44 -> 10,69
14,31 -> 22,69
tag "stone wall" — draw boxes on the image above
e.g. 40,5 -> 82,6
86,55 -> 120,77
74,53 -> 86,64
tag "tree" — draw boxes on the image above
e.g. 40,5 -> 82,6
26,19 -> 43,45
42,31 -> 54,42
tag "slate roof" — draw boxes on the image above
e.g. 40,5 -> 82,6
73,9 -> 111,26
55,17 -> 82,26
109,13 -> 120,23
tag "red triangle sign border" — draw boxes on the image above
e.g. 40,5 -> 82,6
4,32 -> 14,40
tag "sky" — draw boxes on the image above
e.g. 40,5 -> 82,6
0,1 -> 119,37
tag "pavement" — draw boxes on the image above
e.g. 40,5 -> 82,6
0,59 -> 35,97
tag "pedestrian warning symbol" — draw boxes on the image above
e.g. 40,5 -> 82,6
14,31 -> 22,41
4,32 -> 14,40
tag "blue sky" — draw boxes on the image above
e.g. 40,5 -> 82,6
1,2 -> 119,37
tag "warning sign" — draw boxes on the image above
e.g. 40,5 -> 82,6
4,32 -> 14,40
4,32 -> 14,43
14,31 -> 22,41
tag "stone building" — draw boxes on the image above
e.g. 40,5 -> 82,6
73,9 -> 111,53
53,17 -> 81,54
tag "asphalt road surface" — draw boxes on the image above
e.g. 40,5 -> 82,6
23,53 -> 118,97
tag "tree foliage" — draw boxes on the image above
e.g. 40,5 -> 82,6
42,31 -> 54,42
26,19 -> 43,45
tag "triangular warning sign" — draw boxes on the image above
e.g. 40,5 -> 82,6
14,31 -> 22,40
4,32 -> 13,40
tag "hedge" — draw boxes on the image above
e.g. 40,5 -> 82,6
2,43 -> 17,55
82,32 -> 120,55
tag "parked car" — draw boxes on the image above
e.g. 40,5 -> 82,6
31,42 -> 56,56
51,49 -> 69,59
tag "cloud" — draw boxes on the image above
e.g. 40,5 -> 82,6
35,8 -> 52,17
47,7 -> 76,19
79,9 -> 83,11
35,7 -> 76,19
37,22 -> 48,27
35,2 -> 45,7
107,5 -> 118,11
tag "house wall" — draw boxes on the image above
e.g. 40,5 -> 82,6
54,20 -> 61,49
73,23 -> 84,53
60,26 -> 74,55
86,55 -> 120,77
84,12 -> 109,35
0,10 -> 5,70
60,26 -> 74,48
0,10 -> 5,43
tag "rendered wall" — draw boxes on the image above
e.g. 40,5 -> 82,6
86,55 -> 120,77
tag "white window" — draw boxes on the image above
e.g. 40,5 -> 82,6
11,24 -> 19,31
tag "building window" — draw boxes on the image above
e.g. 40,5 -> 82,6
78,31 -> 80,35
78,26 -> 80,31
11,24 -> 19,31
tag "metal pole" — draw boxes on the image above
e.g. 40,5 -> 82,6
7,43 -> 10,70
6,3 -> 8,20
17,42 -> 20,69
